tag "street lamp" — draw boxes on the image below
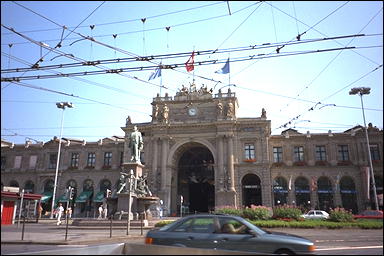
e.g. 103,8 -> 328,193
50,102 -> 74,219
349,87 -> 379,210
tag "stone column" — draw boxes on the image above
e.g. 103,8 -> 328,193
152,138 -> 159,192
161,137 -> 168,191
217,135 -> 224,192
227,135 -> 235,191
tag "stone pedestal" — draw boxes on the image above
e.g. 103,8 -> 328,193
216,190 -> 237,208
121,162 -> 144,178
137,196 -> 159,221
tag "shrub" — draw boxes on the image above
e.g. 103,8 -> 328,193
215,206 -> 242,216
242,205 -> 273,220
154,220 -> 174,227
273,205 -> 303,220
329,207 -> 354,222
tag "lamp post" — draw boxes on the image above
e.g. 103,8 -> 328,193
349,87 -> 379,210
50,102 -> 74,219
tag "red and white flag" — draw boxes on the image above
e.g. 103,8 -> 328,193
185,51 -> 195,72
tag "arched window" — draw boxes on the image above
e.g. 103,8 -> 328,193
340,176 -> 358,213
100,179 -> 112,192
24,180 -> 35,193
294,177 -> 310,208
273,176 -> 288,205
317,176 -> 334,211
44,179 -> 54,192
242,174 -> 262,207
9,180 -> 19,188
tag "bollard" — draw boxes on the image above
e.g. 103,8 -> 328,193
65,211 -> 69,241
21,216 -> 26,240
109,215 -> 113,238
140,213 -> 143,236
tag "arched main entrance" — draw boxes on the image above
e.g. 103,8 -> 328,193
177,145 -> 214,214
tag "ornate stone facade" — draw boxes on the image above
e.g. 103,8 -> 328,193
1,86 -> 383,216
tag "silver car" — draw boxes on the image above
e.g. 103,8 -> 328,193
145,214 -> 316,255
301,210 -> 329,220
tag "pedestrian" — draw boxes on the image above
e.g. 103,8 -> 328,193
98,205 -> 103,219
67,207 -> 72,219
56,203 -> 64,225
103,205 -> 108,219
38,204 -> 43,219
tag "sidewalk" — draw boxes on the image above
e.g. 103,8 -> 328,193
1,217 -> 178,245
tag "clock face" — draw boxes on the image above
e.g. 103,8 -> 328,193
188,107 -> 197,116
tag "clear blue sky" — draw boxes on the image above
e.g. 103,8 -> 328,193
1,1 -> 383,145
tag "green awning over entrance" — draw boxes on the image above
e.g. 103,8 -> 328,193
75,191 -> 93,203
40,191 -> 53,203
57,193 -> 69,203
93,191 -> 105,202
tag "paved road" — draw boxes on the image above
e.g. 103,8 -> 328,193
1,221 -> 383,255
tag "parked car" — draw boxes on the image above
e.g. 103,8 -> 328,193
301,210 -> 329,220
353,210 -> 383,219
145,214 -> 316,255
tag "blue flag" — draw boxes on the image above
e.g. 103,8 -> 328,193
215,58 -> 230,74
148,66 -> 162,81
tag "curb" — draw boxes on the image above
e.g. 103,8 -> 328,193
1,235 -> 145,245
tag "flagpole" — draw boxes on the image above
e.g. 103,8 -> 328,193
228,53 -> 230,87
192,46 -> 195,86
160,60 -> 163,96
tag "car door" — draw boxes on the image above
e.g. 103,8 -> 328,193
164,216 -> 219,249
214,216 -> 270,253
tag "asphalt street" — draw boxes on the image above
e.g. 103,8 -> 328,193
1,220 -> 383,255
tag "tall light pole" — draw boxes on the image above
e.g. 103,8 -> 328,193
50,102 -> 74,219
349,87 -> 379,210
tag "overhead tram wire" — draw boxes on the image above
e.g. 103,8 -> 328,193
4,45 -> 376,82
1,33 -> 372,74
2,2 -> 259,47
1,25 -> 169,91
1,52 -> 151,98
2,1 -> 225,36
265,1 -> 383,66
10,80 -> 148,114
277,4 -> 384,114
272,64 -> 383,132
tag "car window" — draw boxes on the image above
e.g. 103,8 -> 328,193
315,211 -> 323,215
172,218 -> 194,232
218,217 -> 249,235
308,211 -> 314,215
190,217 -> 215,233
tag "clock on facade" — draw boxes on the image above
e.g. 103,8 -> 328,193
188,107 -> 197,116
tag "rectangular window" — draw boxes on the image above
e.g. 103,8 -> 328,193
1,156 -> 6,169
87,152 -> 96,167
120,151 -> 124,166
70,153 -> 79,167
48,153 -> 57,169
29,155 -> 37,169
14,156 -> 22,169
244,144 -> 255,160
370,144 -> 380,161
273,147 -> 283,163
338,145 -> 349,161
294,146 -> 304,162
104,152 -> 112,167
315,146 -> 326,161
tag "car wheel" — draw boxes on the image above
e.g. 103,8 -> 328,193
274,249 -> 295,255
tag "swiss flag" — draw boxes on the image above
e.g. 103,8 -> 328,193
185,51 -> 195,72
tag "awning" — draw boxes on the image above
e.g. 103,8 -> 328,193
93,191 -> 105,203
57,193 -> 69,203
75,191 -> 93,203
40,191 -> 53,203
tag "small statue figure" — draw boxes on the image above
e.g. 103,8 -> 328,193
128,125 -> 143,162
162,104 -> 169,123
226,102 -> 234,118
126,115 -> 132,126
261,108 -> 266,118
118,170 -> 136,194
135,174 -> 152,197
152,105 -> 159,121
217,102 -> 223,117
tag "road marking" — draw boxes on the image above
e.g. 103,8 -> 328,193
316,245 -> 383,251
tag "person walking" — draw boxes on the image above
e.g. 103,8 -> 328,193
98,205 -> 103,219
56,203 -> 64,225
